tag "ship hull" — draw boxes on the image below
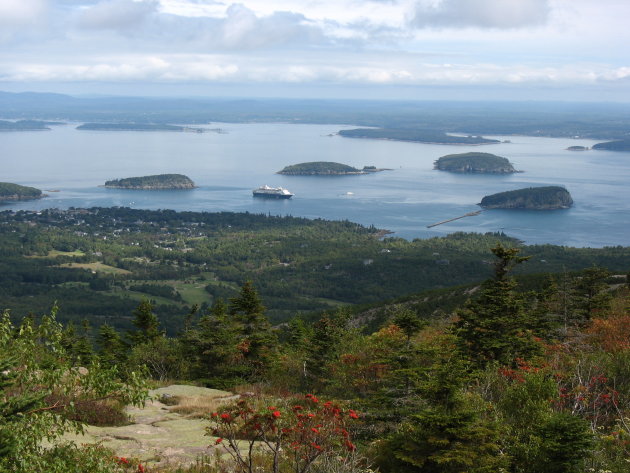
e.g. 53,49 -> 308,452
253,193 -> 293,199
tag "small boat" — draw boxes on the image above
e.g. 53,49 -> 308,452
252,185 -> 294,199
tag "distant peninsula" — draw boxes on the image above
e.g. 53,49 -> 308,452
277,162 -> 388,175
338,128 -> 500,145
77,123 -> 207,133
0,182 -> 45,201
104,174 -> 196,190
0,120 -> 53,131
434,152 -> 518,174
480,186 -> 573,210
592,139 -> 630,151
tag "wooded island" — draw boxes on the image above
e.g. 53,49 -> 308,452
338,128 -> 500,145
434,152 -> 518,173
592,139 -> 630,151
104,174 -> 196,190
278,161 -> 372,175
0,182 -> 45,201
77,123 -> 206,132
480,186 -> 573,210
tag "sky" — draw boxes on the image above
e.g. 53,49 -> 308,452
1,0 -> 629,100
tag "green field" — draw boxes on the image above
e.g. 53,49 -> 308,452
58,262 -> 131,275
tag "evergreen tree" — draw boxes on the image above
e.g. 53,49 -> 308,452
532,412 -> 593,473
570,266 -> 612,323
376,346 -> 505,473
528,276 -> 563,340
229,281 -> 265,330
129,299 -> 161,345
98,323 -> 127,368
455,244 -> 540,367
306,309 -> 351,383
181,304 -> 200,334
392,308 -> 425,347
228,282 -> 277,377
286,316 -> 310,350
60,320 -> 94,365
185,299 -> 244,384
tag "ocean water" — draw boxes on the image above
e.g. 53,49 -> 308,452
2,122 -> 629,247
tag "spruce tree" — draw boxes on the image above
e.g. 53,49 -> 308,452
229,281 -> 266,335
129,299 -> 161,345
229,283 -> 277,378
98,324 -> 127,368
307,309 -> 350,383
286,317 -> 309,350
376,343 -> 506,473
570,266 -> 612,323
392,308 -> 425,347
187,299 -> 243,383
455,244 -> 540,367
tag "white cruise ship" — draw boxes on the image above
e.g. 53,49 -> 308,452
252,185 -> 294,199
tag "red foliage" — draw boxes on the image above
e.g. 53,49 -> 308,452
208,393 -> 361,473
588,313 -> 630,352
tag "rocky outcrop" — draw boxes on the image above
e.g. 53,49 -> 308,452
53,385 -> 234,467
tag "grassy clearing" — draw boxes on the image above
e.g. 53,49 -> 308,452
171,282 -> 212,306
58,262 -> 131,275
109,287 -> 176,306
27,249 -> 86,258
118,279 -> 213,306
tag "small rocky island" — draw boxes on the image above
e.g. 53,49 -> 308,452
480,186 -> 573,210
104,174 -> 196,190
434,152 -> 518,174
592,139 -> 630,151
277,162 -> 387,175
0,182 -> 45,201
567,146 -> 589,151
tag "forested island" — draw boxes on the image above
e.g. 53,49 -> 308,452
0,119 -> 53,131
480,186 -> 573,210
338,128 -> 500,145
104,174 -> 196,190
592,139 -> 630,151
567,145 -> 589,151
77,123 -> 206,132
278,161 -> 366,175
434,152 -> 518,173
0,182 -> 45,201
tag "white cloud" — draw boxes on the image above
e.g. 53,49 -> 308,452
411,0 -> 551,29
2,51 -> 627,89
0,55 -> 239,81
214,4 -> 322,49
77,0 -> 158,32
0,0 -> 629,100
0,0 -> 47,24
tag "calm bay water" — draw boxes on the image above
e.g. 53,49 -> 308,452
2,123 -> 629,247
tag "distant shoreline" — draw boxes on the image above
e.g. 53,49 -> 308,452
341,135 -> 500,146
